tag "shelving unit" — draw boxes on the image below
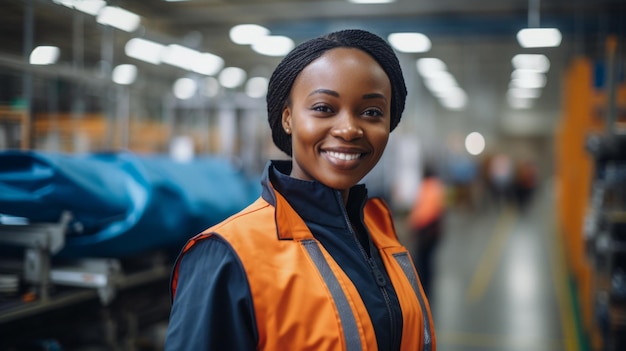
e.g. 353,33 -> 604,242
585,132 -> 626,351
556,36 -> 626,351
0,107 -> 29,149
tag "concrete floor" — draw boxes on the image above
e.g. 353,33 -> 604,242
398,181 -> 580,351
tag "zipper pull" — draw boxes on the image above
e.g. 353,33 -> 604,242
368,258 -> 387,287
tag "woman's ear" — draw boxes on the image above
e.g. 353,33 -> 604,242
281,106 -> 292,134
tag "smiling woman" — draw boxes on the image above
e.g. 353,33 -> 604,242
283,47 -> 392,197
165,29 -> 436,351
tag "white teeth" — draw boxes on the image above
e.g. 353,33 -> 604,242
327,151 -> 361,161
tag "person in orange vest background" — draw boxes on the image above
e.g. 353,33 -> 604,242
407,163 -> 446,299
165,29 -> 436,350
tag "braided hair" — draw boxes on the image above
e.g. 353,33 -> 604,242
267,29 -> 407,156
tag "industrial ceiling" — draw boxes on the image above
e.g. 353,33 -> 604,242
1,0 -> 625,140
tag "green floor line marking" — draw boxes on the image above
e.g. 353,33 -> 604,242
465,206 -> 517,303
569,278 -> 591,351
545,186 -> 585,351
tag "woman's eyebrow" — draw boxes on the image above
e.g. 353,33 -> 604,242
307,89 -> 387,102
362,93 -> 388,101
308,88 -> 339,97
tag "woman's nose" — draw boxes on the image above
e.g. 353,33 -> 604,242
330,113 -> 364,140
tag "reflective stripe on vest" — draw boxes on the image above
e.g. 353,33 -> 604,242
393,252 -> 432,351
302,239 -> 362,351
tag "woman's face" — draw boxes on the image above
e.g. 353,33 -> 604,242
282,47 -> 392,193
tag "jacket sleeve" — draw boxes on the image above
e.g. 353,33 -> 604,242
164,235 -> 258,350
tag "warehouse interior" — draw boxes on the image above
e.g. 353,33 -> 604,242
0,0 -> 625,350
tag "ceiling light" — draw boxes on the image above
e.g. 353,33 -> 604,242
52,0 -> 74,9
125,38 -> 164,65
507,95 -> 534,109
173,77 -> 197,100
507,87 -> 541,99
219,67 -> 247,88
516,28 -> 562,48
251,36 -> 294,56
161,44 -> 198,70
96,6 -> 141,32
388,33 -> 431,53
160,44 -> 224,76
112,64 -> 137,85
230,24 -> 270,45
512,54 -> 550,72
440,87 -> 467,110
423,71 -> 459,97
29,46 -> 60,65
245,77 -> 269,98
53,0 -> 106,16
348,0 -> 395,3
465,132 -> 485,156
416,58 -> 447,78
192,53 -> 224,76
510,70 -> 547,89
74,0 -> 106,16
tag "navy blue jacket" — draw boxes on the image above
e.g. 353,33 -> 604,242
165,160 -> 404,350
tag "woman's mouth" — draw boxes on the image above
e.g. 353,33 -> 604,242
326,151 -> 362,161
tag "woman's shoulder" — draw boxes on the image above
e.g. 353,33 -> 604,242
208,196 -> 274,233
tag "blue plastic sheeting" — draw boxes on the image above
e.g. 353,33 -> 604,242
0,150 -> 261,258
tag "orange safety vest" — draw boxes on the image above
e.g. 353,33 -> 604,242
172,189 -> 436,351
408,178 -> 445,230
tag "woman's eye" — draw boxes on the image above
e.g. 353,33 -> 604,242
312,104 -> 333,113
363,108 -> 383,117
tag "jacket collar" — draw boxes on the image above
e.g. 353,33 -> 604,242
260,160 -> 369,240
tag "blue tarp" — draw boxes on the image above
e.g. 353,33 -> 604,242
0,150 -> 261,258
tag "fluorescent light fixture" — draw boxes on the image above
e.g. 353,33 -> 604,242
192,53 -> 224,76
53,0 -> 74,9
388,33 -> 431,53
74,0 -> 106,15
465,132 -> 485,156
416,58 -> 447,78
230,24 -> 270,45
112,64 -> 137,85
507,95 -> 534,109
30,46 -> 60,65
125,38 -> 165,65
173,77 -> 197,100
161,44 -> 198,70
348,0 -> 395,3
510,69 -> 547,89
160,44 -> 224,76
97,6 -> 141,32
53,0 -> 105,15
245,77 -> 269,98
507,87 -> 541,99
423,71 -> 459,97
439,87 -> 467,110
219,67 -> 247,88
512,54 -> 550,72
516,28 -> 562,48
252,35 -> 294,56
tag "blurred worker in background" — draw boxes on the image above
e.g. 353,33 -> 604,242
488,152 -> 515,207
407,163 -> 446,299
165,29 -> 435,350
513,158 -> 538,212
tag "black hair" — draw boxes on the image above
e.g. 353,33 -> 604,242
266,29 -> 407,156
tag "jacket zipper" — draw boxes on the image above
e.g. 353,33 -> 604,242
336,191 -> 399,351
